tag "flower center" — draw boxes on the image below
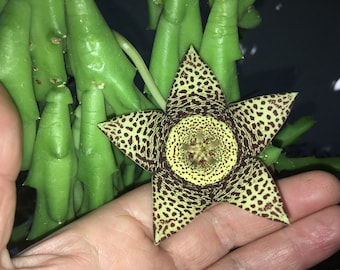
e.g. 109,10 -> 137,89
183,130 -> 219,167
166,115 -> 238,187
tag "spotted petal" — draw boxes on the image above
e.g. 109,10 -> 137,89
166,46 -> 227,123
98,110 -> 168,173
98,46 -> 296,245
152,169 -> 211,244
228,93 -> 297,156
214,157 -> 289,224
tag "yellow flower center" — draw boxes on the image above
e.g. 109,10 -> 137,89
166,115 -> 238,186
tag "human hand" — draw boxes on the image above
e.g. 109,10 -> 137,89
1,84 -> 339,269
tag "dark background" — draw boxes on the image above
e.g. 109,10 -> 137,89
95,0 -> 340,268
239,0 -> 340,160
96,0 -> 340,159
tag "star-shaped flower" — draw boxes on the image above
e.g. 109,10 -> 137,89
98,46 -> 297,244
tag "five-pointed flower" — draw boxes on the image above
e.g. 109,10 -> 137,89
98,46 -> 297,244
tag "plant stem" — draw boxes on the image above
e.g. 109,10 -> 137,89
258,144 -> 282,166
147,0 -> 202,99
273,116 -> 316,148
200,0 -> 243,103
146,0 -> 162,30
113,31 -> 166,111
275,154 -> 340,172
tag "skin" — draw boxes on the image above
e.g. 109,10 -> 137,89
0,84 -> 339,269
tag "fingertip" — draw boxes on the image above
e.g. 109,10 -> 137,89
278,170 -> 340,221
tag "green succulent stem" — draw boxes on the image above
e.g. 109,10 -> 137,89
146,0 -> 163,30
65,0 -> 153,114
146,0 -> 202,99
76,88 -> 116,216
178,0 -> 203,56
238,0 -> 261,29
275,154 -> 340,173
28,0 -> 67,103
24,85 -> 77,240
273,116 -> 316,148
0,0 -> 8,12
200,0 -> 243,103
258,144 -> 283,167
0,0 -> 40,170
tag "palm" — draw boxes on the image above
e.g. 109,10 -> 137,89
9,181 -> 340,270
1,85 -> 340,270
12,187 -> 174,269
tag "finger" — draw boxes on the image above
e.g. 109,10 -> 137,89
0,84 -> 22,178
279,170 -> 340,221
208,205 -> 340,270
0,84 -> 21,249
115,171 -> 340,240
161,171 -> 340,270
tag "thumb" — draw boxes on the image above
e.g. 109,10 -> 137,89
0,83 -> 22,249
